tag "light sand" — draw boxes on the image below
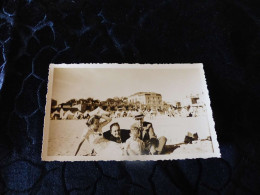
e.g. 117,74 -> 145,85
47,116 -> 213,156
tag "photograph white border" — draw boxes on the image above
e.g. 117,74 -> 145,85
41,63 -> 221,161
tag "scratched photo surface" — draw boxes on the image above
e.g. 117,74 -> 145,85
42,64 -> 220,161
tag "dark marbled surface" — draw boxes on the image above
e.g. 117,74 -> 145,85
0,0 -> 259,194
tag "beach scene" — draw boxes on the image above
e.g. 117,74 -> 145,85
47,115 -> 213,156
42,64 -> 220,161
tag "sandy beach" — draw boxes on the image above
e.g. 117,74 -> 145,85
47,116 -> 213,156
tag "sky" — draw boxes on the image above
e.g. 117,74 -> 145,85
51,67 -> 203,104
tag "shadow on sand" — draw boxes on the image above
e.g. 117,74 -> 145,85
163,145 -> 180,154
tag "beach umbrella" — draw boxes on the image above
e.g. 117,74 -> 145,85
89,107 -> 109,116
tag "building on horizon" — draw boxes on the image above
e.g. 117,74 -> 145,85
173,93 -> 204,109
128,92 -> 163,110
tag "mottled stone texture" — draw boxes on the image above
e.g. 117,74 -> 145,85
0,0 -> 259,194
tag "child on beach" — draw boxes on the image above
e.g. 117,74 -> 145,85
125,125 -> 144,155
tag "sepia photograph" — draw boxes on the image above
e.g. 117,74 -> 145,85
42,63 -> 220,161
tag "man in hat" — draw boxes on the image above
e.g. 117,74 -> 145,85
132,112 -> 167,154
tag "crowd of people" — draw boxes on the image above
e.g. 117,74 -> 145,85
50,105 -> 206,120
74,112 -> 167,156
167,105 -> 206,118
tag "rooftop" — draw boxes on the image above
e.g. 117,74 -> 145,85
129,92 -> 161,97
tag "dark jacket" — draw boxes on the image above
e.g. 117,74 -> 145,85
103,129 -> 130,143
139,122 -> 158,147
138,122 -> 157,141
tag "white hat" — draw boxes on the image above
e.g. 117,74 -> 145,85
134,111 -> 144,119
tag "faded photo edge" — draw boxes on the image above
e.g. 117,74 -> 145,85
41,63 -> 221,161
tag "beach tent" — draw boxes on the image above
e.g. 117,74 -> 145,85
60,108 -> 64,118
89,107 -> 109,116
62,110 -> 74,119
51,110 -> 60,119
83,110 -> 90,117
73,111 -> 82,119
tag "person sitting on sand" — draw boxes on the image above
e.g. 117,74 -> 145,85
133,112 -> 167,155
75,114 -> 112,156
125,125 -> 144,155
103,122 -> 130,143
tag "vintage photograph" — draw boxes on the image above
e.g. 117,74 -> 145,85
42,64 -> 220,161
